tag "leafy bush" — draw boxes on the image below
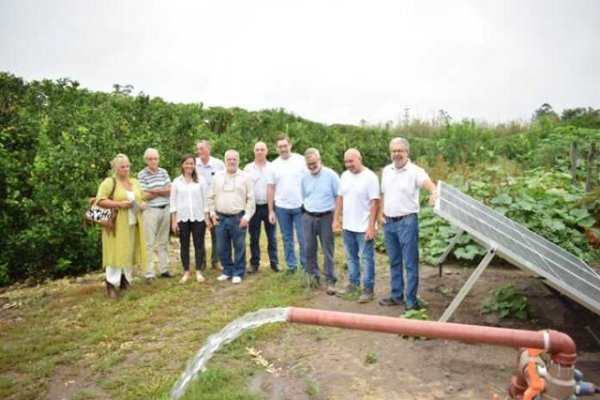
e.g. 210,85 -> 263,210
1,72 -> 598,284
482,285 -> 534,320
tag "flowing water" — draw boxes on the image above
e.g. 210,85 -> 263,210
170,307 -> 290,400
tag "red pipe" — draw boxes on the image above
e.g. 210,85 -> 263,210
287,307 -> 576,365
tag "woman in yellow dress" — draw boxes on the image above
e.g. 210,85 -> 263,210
96,154 -> 148,298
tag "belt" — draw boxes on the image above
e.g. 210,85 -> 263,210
256,203 -> 268,207
151,204 -> 168,209
385,213 -> 415,222
218,211 -> 244,218
305,210 -> 333,218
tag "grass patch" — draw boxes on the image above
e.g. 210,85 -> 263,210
365,351 -> 378,364
0,265 -> 308,399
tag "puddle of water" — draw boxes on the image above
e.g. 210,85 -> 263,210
171,307 -> 290,400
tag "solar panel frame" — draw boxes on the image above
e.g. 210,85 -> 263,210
434,181 -> 600,316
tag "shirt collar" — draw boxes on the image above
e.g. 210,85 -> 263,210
198,156 -> 215,168
225,169 -> 242,177
144,166 -> 160,175
391,159 -> 412,172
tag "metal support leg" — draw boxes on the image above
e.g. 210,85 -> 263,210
436,229 -> 464,277
438,247 -> 496,322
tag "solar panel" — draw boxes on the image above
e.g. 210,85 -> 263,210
434,181 -> 600,319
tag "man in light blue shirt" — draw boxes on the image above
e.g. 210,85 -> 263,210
301,148 -> 340,294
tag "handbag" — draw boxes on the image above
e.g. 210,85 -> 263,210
84,177 -> 118,234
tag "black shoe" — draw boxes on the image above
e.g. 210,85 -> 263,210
160,271 -> 175,278
378,297 -> 405,307
286,268 -> 297,275
270,264 -> 280,273
120,274 -> 130,290
405,302 -> 422,311
247,265 -> 259,274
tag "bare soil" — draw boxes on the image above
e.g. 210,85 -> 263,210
251,262 -> 600,400
7,236 -> 600,399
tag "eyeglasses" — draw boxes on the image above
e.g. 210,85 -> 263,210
307,161 -> 319,169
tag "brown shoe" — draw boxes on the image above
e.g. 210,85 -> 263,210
119,274 -> 130,290
106,280 -> 118,299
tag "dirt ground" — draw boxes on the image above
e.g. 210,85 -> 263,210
250,261 -> 600,400
5,238 -> 600,400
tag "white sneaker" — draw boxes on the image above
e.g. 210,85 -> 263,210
196,272 -> 206,283
179,273 -> 190,284
232,276 -> 242,284
216,274 -> 231,282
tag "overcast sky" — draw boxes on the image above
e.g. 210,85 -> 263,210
1,0 -> 599,125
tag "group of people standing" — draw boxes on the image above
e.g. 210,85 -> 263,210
95,135 -> 437,312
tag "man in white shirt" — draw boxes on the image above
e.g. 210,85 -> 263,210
244,141 -> 279,273
378,137 -> 437,310
196,139 -> 225,270
208,150 -> 255,284
332,149 -> 379,303
267,134 -> 308,273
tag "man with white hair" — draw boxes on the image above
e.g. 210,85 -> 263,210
208,150 -> 255,284
378,137 -> 437,310
138,148 -> 173,281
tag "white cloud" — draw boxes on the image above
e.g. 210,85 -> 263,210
1,0 -> 599,125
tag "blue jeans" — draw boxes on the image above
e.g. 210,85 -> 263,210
215,213 -> 247,278
383,214 -> 420,307
248,204 -> 279,268
275,206 -> 306,271
342,230 -> 375,291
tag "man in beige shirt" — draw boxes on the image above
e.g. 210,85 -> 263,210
208,150 -> 255,284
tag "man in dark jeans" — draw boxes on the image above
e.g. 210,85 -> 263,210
301,148 -> 339,294
243,141 -> 279,273
195,139 -> 225,270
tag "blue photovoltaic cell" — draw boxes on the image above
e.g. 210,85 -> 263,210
434,181 -> 600,315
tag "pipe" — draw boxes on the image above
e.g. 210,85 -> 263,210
287,307 -> 577,365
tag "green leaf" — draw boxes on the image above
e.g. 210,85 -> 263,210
454,245 -> 481,260
569,208 -> 590,220
577,217 -> 596,229
491,193 -> 513,205
542,218 -> 566,231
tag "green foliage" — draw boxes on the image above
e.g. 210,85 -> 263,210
0,73 -> 395,283
561,107 -> 600,129
415,163 -> 599,266
1,72 -> 598,283
482,284 -> 533,320
400,308 -> 429,320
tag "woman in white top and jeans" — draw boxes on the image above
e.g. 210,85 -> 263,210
170,154 -> 211,283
